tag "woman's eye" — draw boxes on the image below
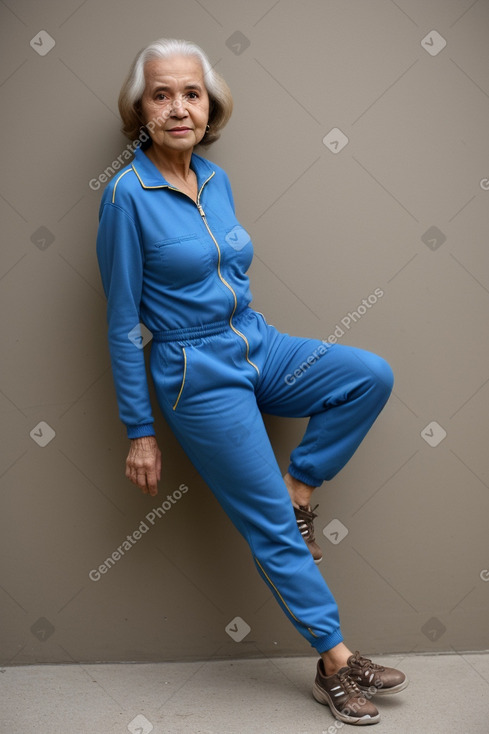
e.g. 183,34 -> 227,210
156,94 -> 167,101
187,92 -> 198,99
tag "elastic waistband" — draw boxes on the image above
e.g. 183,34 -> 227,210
152,319 -> 230,343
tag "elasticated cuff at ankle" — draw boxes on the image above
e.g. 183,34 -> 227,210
311,627 -> 344,654
288,463 -> 324,488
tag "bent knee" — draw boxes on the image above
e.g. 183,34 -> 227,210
364,353 -> 394,397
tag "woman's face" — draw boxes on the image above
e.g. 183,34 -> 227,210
139,55 -> 210,156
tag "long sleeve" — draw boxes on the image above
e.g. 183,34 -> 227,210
96,201 -> 155,439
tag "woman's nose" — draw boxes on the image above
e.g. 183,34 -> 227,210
171,98 -> 187,114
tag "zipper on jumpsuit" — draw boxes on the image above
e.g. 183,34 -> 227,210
195,179 -> 259,376
131,162 -> 259,376
151,172 -> 260,410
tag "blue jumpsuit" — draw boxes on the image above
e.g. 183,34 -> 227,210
96,145 -> 394,654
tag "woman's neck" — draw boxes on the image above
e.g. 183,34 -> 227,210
146,145 -> 194,183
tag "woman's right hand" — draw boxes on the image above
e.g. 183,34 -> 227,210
125,436 -> 161,496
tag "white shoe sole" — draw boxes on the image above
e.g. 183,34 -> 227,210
312,681 -> 380,725
359,677 -> 409,696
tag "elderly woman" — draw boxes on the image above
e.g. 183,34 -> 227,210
96,38 -> 407,726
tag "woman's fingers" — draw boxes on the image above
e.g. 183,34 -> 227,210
145,465 -> 159,496
125,436 -> 161,496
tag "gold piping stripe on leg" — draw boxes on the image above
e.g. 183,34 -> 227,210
254,557 -> 319,638
172,347 -> 187,411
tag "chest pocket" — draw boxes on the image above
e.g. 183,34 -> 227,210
153,234 -> 214,285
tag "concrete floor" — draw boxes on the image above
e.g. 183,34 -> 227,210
1,652 -> 488,733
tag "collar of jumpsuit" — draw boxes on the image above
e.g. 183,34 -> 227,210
130,143 -> 214,193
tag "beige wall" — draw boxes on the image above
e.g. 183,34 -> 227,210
1,0 -> 488,666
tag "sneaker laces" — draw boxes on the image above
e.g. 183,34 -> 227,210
336,667 -> 364,699
349,651 -> 385,674
294,503 -> 319,541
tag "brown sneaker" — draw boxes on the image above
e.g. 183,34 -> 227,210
312,658 -> 380,725
347,651 -> 408,696
293,504 -> 323,563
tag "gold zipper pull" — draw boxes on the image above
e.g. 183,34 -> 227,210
197,203 -> 206,219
